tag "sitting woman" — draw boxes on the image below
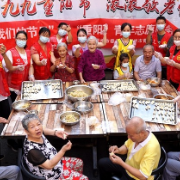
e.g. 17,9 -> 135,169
113,53 -> 133,80
78,36 -> 106,83
22,114 -> 88,180
50,43 -> 77,82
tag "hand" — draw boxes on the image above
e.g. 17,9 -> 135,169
62,141 -> 72,152
112,45 -> 118,51
109,154 -> 123,165
159,44 -> 167,49
29,75 -> 35,81
0,44 -> 6,55
80,78 -> 86,84
124,72 -> 131,79
154,51 -> 162,59
173,95 -> 180,103
147,25 -> 154,34
57,63 -> 66,69
0,117 -> 8,124
166,59 -> 175,67
55,130 -> 68,140
66,25 -> 71,32
109,145 -> 119,154
103,24 -> 108,33
73,44 -> 81,49
127,45 -> 135,51
16,65 -> 25,71
92,64 -> 100,69
41,59 -> 47,66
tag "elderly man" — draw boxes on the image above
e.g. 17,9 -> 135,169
98,117 -> 160,180
134,45 -> 162,81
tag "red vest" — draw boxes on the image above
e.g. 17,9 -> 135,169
50,35 -> 67,58
32,42 -> 52,80
0,55 -> 10,97
167,45 -> 180,84
152,32 -> 171,57
7,48 -> 31,90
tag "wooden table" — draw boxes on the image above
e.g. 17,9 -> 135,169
1,80 -> 180,138
102,80 -> 180,135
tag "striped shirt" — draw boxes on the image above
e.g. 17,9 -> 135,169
134,55 -> 161,80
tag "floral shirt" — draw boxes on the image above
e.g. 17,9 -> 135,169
23,135 -> 63,180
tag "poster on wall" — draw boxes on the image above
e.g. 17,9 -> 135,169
0,0 -> 179,50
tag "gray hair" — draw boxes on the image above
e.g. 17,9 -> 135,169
22,114 -> 41,130
126,116 -> 147,133
87,36 -> 98,45
57,42 -> 67,50
143,44 -> 154,52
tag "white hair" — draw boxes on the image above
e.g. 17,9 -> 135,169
87,36 -> 98,45
57,42 -> 67,50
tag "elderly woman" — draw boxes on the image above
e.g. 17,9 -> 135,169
50,43 -> 77,82
22,114 -> 88,180
78,36 -> 106,83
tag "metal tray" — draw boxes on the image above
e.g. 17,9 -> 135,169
21,79 -> 63,100
129,97 -> 177,125
99,79 -> 138,93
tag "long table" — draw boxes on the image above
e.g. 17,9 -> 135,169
1,80 -> 180,138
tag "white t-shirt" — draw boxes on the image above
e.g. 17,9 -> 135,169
0,95 -> 7,102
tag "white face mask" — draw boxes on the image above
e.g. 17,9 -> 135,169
156,24 -> 165,31
174,40 -> 180,46
58,29 -> 67,36
122,63 -> 129,68
122,32 -> 130,38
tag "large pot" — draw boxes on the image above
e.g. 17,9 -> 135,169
65,85 -> 94,102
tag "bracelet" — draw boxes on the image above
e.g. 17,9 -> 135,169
54,130 -> 57,136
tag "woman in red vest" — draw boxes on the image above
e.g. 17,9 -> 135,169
50,22 -> 72,58
31,27 -> 56,80
72,26 -> 107,79
2,31 -> 34,102
50,42 -> 77,82
157,29 -> 180,90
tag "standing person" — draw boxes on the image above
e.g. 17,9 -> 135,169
112,22 -> 135,70
99,117 -> 161,180
22,113 -> 88,180
155,29 -> 180,90
31,27 -> 56,80
78,36 -> 106,83
50,22 -> 72,58
50,43 -> 77,82
113,53 -> 133,80
134,45 -> 162,81
2,30 -> 34,102
146,15 -> 173,79
72,26 -> 107,78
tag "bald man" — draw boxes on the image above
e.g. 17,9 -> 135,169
98,117 -> 160,180
134,45 -> 162,81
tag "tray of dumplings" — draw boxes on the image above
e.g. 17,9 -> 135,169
99,80 -> 138,93
21,79 -> 63,100
129,97 -> 177,125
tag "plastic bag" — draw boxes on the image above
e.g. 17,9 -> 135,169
87,116 -> 99,126
90,82 -> 101,99
108,92 -> 126,106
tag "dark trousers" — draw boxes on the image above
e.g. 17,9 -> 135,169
162,66 -> 167,80
98,157 -> 135,180
170,80 -> 179,90
10,91 -> 17,103
0,98 -> 11,119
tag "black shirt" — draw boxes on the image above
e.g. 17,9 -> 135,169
166,47 -> 180,57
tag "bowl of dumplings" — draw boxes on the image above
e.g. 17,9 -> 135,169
12,100 -> 32,111
65,85 -> 94,102
146,77 -> 160,87
153,94 -> 174,100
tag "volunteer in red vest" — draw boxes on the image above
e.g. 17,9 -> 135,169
2,31 -> 34,102
31,27 -> 56,80
72,26 -> 108,78
112,22 -> 135,70
146,15 -> 173,79
156,29 -> 180,90
50,22 -> 72,58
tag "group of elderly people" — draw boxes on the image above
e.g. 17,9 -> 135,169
0,15 -> 180,179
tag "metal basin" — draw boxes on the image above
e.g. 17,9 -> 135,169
65,85 -> 94,102
73,101 -> 93,114
153,94 -> 174,100
146,77 -> 160,87
12,100 -> 31,111
59,111 -> 81,125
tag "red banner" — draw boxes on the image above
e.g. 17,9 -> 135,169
0,18 -> 177,50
